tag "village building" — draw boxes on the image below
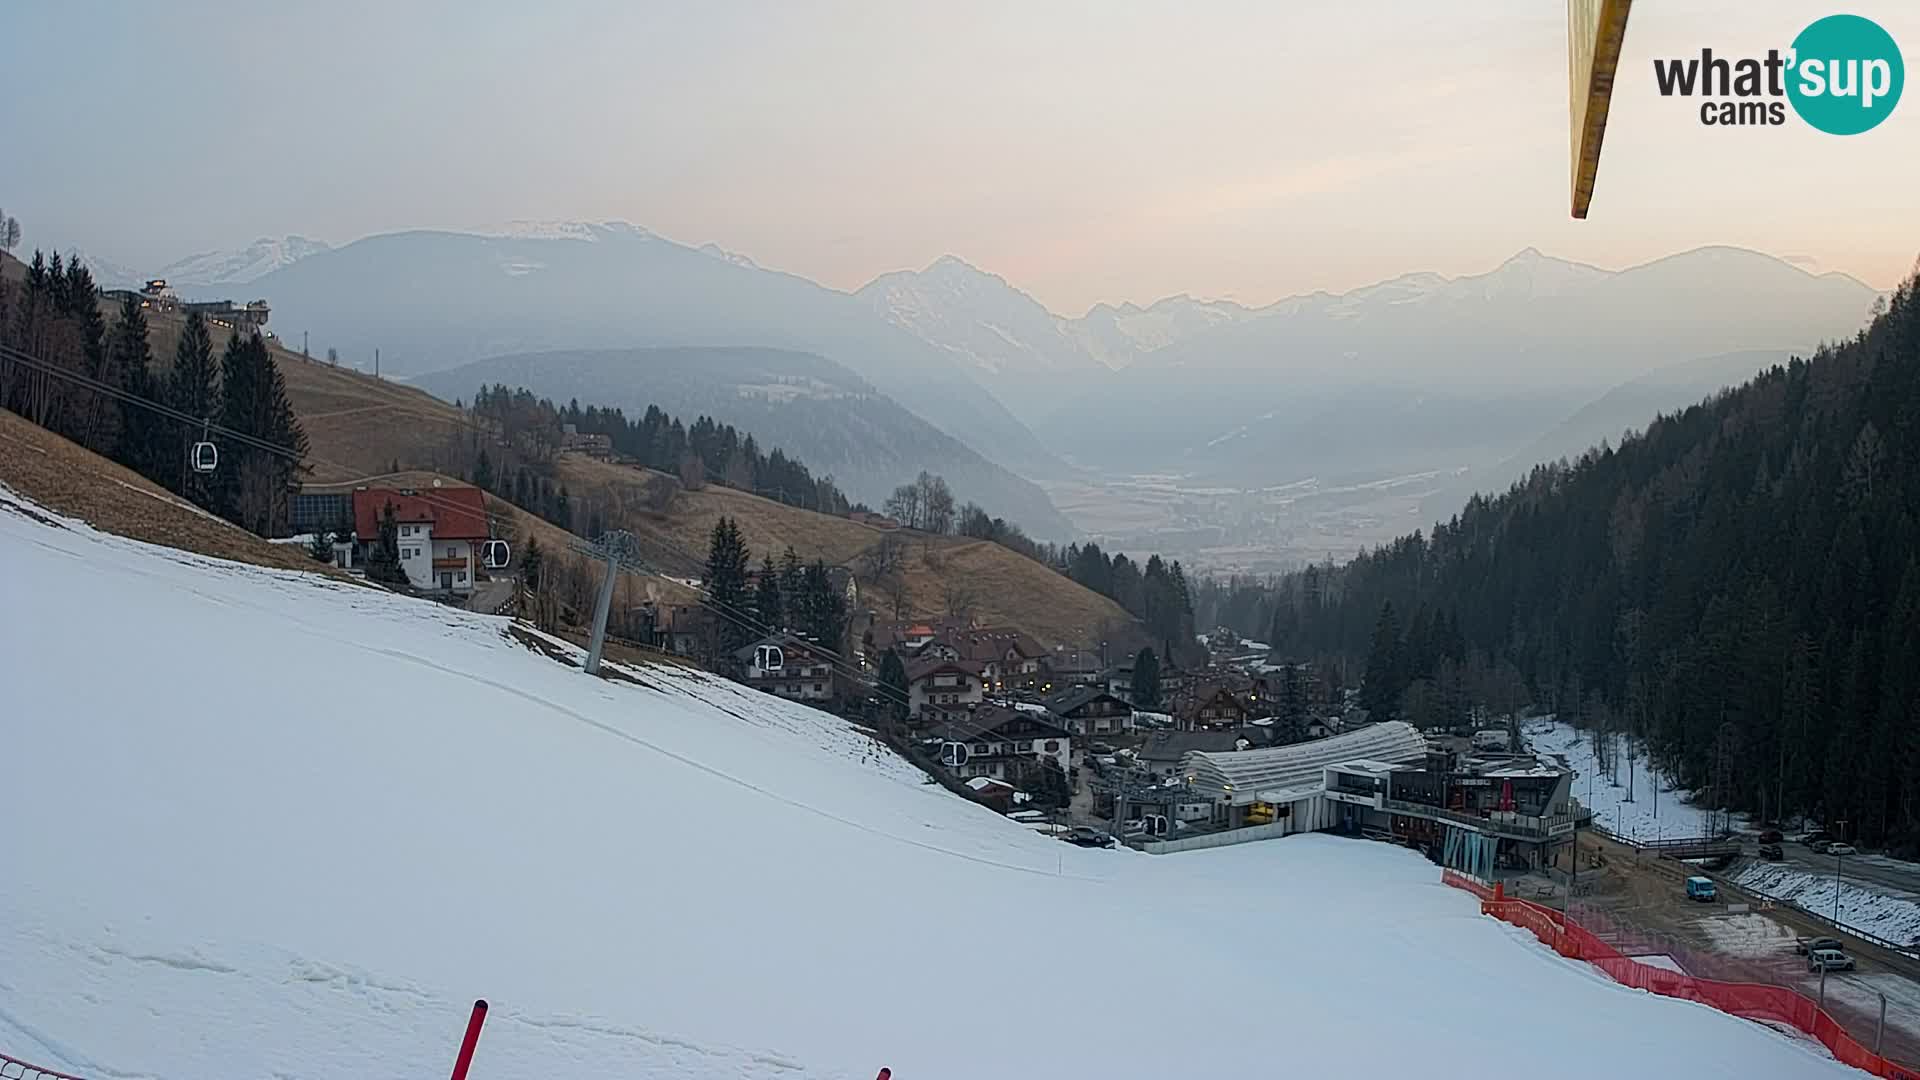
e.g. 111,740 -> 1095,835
1043,687 -> 1134,737
349,487 -> 491,594
1180,682 -> 1255,731
933,703 -> 1072,783
1047,648 -> 1104,689
1177,721 -> 1433,835
559,424 -> 614,459
911,628 -> 1048,693
733,634 -> 836,704
906,658 -> 986,718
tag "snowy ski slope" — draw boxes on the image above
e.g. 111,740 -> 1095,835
0,485 -> 1862,1079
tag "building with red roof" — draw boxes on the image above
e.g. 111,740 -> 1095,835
350,486 -> 492,594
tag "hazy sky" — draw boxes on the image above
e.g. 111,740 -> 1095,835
4,0 -> 1915,314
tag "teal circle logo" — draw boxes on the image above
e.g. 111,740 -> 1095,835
1787,14 -> 1904,135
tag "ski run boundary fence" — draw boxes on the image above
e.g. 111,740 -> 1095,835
1442,869 -> 1920,1078
1,1052 -> 87,1080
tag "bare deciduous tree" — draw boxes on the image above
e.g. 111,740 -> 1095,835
942,581 -> 978,620
678,451 -> 707,491
861,532 -> 906,581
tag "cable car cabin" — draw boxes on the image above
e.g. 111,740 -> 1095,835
190,441 -> 218,473
481,539 -> 511,569
753,643 -> 785,674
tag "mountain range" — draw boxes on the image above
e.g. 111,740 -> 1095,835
841,244 -> 1877,486
238,223 -> 1062,488
89,236 -> 331,292
105,226 -> 1886,553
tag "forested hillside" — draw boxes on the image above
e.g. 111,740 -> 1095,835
1272,274 -> 1920,846
418,347 -> 1074,538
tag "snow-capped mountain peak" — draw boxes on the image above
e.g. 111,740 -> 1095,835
464,220 -> 657,243
155,236 -> 331,290
697,241 -> 761,269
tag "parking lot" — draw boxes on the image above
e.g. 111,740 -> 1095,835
1572,832 -> 1920,1065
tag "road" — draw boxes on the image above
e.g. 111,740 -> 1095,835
464,578 -> 516,615
1775,844 -> 1920,900
1575,833 -> 1920,1066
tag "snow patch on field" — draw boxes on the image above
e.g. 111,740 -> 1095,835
1695,912 -> 1803,960
0,486 -> 1867,1080
1736,864 -> 1920,947
1629,953 -> 1689,975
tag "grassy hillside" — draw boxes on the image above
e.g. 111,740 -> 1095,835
14,254 -> 1134,649
550,454 -> 1139,649
0,406 -> 355,579
417,347 -> 1076,537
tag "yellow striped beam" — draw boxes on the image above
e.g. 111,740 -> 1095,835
1568,0 -> 1635,218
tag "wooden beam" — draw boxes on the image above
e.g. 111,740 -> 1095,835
1568,0 -> 1635,219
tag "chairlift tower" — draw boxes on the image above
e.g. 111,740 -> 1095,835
569,529 -> 650,676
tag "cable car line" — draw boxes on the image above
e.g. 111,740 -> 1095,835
4,342 -> 914,707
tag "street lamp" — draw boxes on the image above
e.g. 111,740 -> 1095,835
1834,848 -> 1846,926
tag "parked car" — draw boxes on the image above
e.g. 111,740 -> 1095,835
1795,936 -> 1846,955
1758,829 -> 1785,844
1065,825 -> 1115,848
1758,843 -> 1785,861
1808,948 -> 1856,973
1829,843 -> 1858,856
1685,876 -> 1718,902
1810,839 -> 1833,854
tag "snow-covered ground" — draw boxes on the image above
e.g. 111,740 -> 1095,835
1737,863 -> 1920,947
0,488 -> 1863,1079
1629,953 -> 1690,975
1524,718 -> 1729,840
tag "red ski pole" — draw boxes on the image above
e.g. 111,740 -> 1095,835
450,999 -> 489,1080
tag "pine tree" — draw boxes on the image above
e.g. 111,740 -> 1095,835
213,333 -> 307,534
1361,601 -> 1404,722
166,312 -> 219,504
1278,664 -> 1308,743
801,559 -> 847,649
364,503 -> 409,587
106,292 -> 164,482
473,448 -> 495,492
754,553 -> 784,632
879,647 -> 910,727
1130,647 -> 1161,709
308,530 -> 335,563
779,545 -> 803,603
704,517 -> 753,653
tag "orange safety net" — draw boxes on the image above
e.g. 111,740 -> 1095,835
1442,873 -> 1920,1079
